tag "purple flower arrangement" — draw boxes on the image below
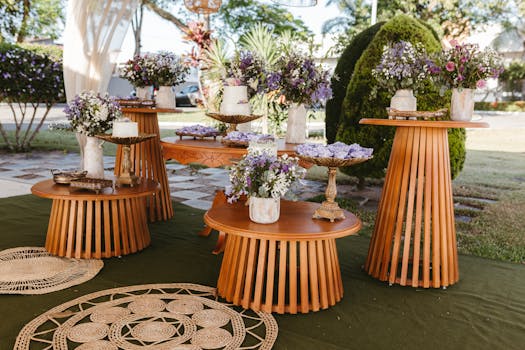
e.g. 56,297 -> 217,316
64,91 -> 122,136
426,41 -> 504,91
371,41 -> 428,97
223,131 -> 274,142
267,52 -> 332,105
226,152 -> 306,202
176,124 -> 219,136
296,142 -> 373,159
227,51 -> 267,97
120,52 -> 189,87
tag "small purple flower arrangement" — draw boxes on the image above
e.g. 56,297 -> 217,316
64,91 -> 122,136
426,40 -> 504,92
223,131 -> 274,142
226,152 -> 306,203
226,51 -> 267,97
371,41 -> 428,97
296,142 -> 373,159
120,55 -> 156,88
176,124 -> 219,136
267,51 -> 332,105
120,52 -> 188,87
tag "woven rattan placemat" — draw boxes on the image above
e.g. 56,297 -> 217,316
15,283 -> 278,349
0,247 -> 103,295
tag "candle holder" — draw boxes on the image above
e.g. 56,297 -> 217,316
205,113 -> 262,133
96,133 -> 156,187
298,155 -> 372,222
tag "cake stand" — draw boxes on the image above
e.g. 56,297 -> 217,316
205,112 -> 262,133
298,155 -> 372,222
96,133 -> 156,186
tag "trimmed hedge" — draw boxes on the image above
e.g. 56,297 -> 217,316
336,14 -> 466,183
325,22 -> 385,144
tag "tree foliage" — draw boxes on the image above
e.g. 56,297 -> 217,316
0,0 -> 64,43
336,15 -> 466,184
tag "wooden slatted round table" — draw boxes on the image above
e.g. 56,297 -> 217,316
359,119 -> 489,288
204,200 -> 362,314
31,179 -> 159,259
117,108 -> 181,222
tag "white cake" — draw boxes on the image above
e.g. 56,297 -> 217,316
220,85 -> 251,116
112,119 -> 138,137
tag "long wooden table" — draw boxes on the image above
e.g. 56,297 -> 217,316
205,200 -> 362,314
117,108 -> 181,222
360,119 -> 489,288
31,179 -> 159,259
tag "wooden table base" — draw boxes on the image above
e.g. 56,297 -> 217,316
45,196 -> 150,259
365,126 -> 458,288
218,235 -> 344,314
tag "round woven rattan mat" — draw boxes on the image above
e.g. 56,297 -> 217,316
0,247 -> 103,295
15,283 -> 278,349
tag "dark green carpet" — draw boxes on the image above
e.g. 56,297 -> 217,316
1,195 -> 524,349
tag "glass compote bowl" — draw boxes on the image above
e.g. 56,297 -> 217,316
297,155 -> 372,222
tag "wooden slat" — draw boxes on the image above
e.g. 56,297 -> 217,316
324,238 -> 336,305
233,236 -> 249,304
264,240 -> 277,313
289,241 -> 298,314
242,238 -> 258,309
299,241 -> 309,313
111,200 -> 121,256
94,200 -> 102,259
431,128 -> 441,287
316,240 -> 329,309
85,201 -> 93,259
277,241 -> 288,314
74,200 -> 85,259
308,241 -> 320,312
423,128 -> 433,288
65,200 -> 77,257
437,130 -> 449,286
103,200 -> 111,258
252,239 -> 268,310
226,235 -> 242,298
118,199 -> 129,255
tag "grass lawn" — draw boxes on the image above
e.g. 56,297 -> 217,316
1,114 -> 524,264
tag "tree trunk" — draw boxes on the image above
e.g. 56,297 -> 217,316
17,0 -> 31,43
142,0 -> 189,33
132,2 -> 145,56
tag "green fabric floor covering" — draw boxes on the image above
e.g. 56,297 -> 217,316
1,195 -> 524,350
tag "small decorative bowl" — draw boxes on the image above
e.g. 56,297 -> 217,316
70,178 -> 114,194
51,169 -> 88,185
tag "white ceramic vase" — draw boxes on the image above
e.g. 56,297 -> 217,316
450,88 -> 474,121
135,86 -> 151,100
83,136 -> 105,178
156,86 -> 176,109
390,89 -> 417,112
249,197 -> 280,224
286,103 -> 307,144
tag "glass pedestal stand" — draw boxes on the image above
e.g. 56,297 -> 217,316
298,155 -> 372,222
97,133 -> 156,187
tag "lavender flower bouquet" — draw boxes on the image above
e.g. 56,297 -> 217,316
175,125 -> 220,139
226,152 -> 305,202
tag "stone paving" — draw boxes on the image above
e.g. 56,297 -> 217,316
0,149 -> 328,211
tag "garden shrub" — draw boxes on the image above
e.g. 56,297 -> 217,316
0,43 -> 65,151
325,21 -> 385,144
336,14 -> 466,184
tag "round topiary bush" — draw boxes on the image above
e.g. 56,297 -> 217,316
325,21 -> 385,144
336,14 -> 466,183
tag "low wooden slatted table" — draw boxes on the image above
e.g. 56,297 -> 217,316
204,200 -> 362,314
31,179 -> 159,259
359,119 -> 489,288
118,108 -> 181,222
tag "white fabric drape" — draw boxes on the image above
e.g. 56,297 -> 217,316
63,0 -> 138,101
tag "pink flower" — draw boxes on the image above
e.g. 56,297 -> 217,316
449,39 -> 459,47
445,61 -> 455,72
476,80 -> 486,89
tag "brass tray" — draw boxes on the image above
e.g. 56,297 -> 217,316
51,169 -> 87,185
387,108 -> 447,120
297,155 -> 372,167
205,112 -> 262,125
70,178 -> 114,194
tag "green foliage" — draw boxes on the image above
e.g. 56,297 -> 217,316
336,14 -> 466,182
325,22 -> 385,144
475,101 -> 525,112
18,42 -> 62,61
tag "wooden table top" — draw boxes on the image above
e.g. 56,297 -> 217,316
31,179 -> 159,200
121,107 -> 183,114
204,200 -> 362,240
161,136 -> 300,154
359,118 -> 489,128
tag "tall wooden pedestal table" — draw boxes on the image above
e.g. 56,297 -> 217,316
205,200 -> 362,314
118,108 -> 181,222
359,119 -> 488,288
32,179 -> 159,259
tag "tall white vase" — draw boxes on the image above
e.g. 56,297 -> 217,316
390,89 -> 417,111
135,86 -> 151,100
83,136 -> 105,178
285,103 -> 307,144
450,88 -> 474,121
156,86 -> 176,109
249,197 -> 280,224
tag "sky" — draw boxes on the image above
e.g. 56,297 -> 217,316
117,0 -> 342,62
